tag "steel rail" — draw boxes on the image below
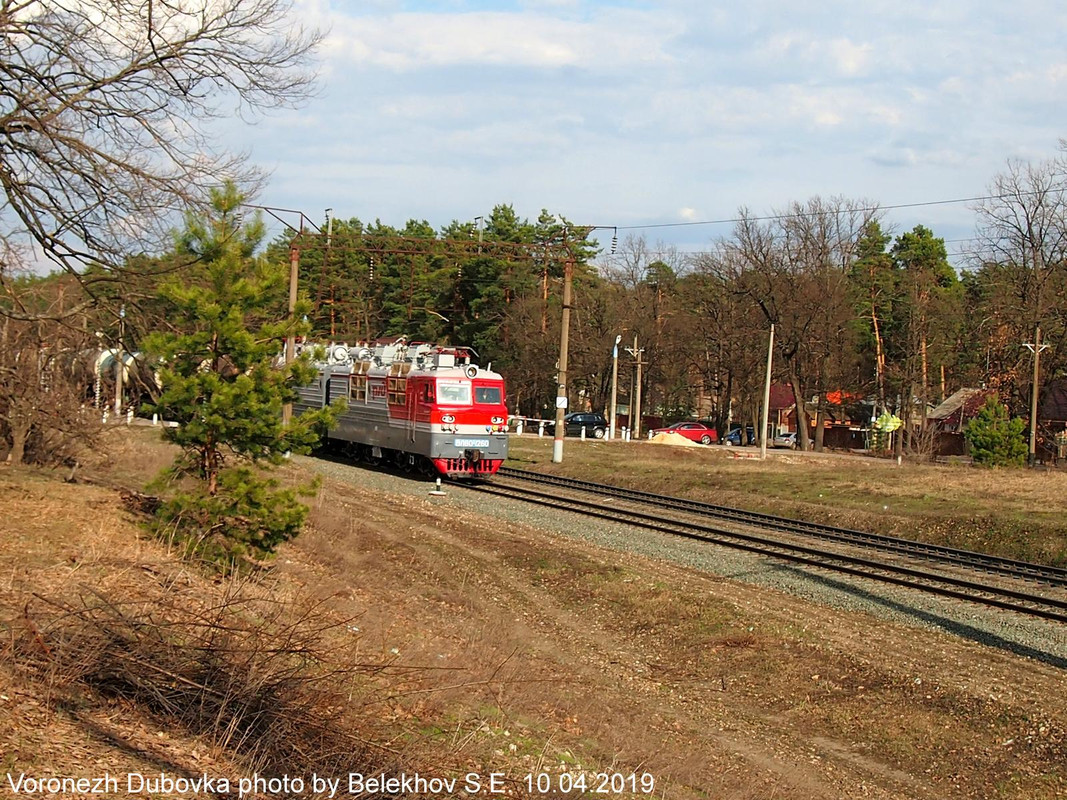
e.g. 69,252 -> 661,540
465,481 -> 1067,624
496,467 -> 1067,588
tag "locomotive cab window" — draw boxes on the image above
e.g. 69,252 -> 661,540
474,386 -> 502,404
437,381 -> 471,405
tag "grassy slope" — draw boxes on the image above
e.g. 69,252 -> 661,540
506,436 -> 1067,567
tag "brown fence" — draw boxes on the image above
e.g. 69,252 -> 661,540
816,426 -> 868,450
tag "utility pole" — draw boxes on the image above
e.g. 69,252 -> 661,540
324,208 -> 335,336
635,347 -> 643,439
760,324 -> 774,459
552,251 -> 574,463
282,245 -> 300,426
1024,325 -> 1050,466
609,334 -> 622,440
625,336 -> 645,438
114,304 -> 125,416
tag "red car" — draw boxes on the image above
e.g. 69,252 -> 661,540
651,421 -> 718,445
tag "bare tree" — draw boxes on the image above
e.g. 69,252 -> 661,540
0,0 -> 322,306
973,154 -> 1067,323
725,197 -> 881,450
684,250 -> 765,437
972,153 -> 1067,386
0,302 -> 103,466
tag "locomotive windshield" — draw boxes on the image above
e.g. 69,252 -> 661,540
436,380 -> 471,405
474,386 -> 502,404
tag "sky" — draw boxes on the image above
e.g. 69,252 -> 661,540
236,0 -> 1067,269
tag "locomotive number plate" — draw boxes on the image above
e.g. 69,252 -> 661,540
454,438 -> 490,448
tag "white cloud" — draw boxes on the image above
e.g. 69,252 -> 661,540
324,9 -> 679,71
825,38 -> 872,77
241,0 -> 1067,263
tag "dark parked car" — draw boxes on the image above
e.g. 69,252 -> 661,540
650,421 -> 718,444
556,412 -> 608,439
723,425 -> 755,446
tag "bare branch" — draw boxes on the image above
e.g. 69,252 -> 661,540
0,0 -> 322,301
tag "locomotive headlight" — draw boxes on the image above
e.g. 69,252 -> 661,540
491,416 -> 504,425
441,414 -> 455,424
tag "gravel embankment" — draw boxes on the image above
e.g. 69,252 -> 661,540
303,456 -> 1067,668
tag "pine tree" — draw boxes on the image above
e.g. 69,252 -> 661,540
145,183 -> 336,564
963,396 -> 1027,467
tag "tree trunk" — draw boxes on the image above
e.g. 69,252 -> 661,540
789,371 -> 810,450
541,269 -> 548,334
721,371 -> 734,437
8,417 -> 29,465
203,438 -> 220,496
814,401 -> 826,452
920,334 -> 929,426
871,300 -> 886,411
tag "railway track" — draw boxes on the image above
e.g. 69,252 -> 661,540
466,468 -> 1067,624
497,467 -> 1067,588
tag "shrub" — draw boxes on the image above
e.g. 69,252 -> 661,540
154,467 -> 319,562
963,396 -> 1027,467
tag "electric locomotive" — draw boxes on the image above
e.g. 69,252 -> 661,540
294,338 -> 508,478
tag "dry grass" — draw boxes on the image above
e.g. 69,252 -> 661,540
8,579 -> 397,779
507,436 -> 1067,565
0,465 -> 420,790
77,422 -> 179,488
